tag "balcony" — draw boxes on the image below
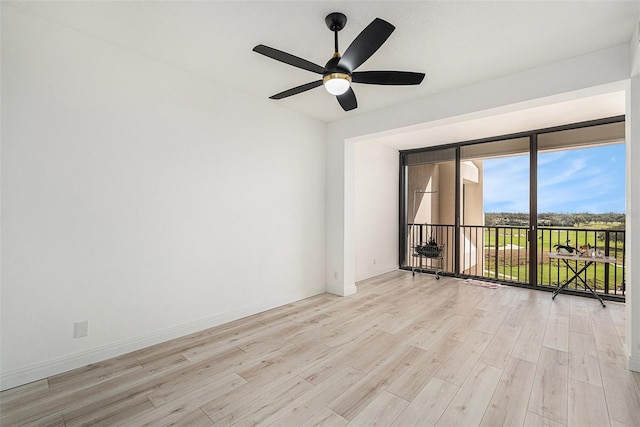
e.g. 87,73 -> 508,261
406,223 -> 625,301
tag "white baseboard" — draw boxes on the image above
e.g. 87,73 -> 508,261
326,282 -> 357,296
355,264 -> 399,283
626,346 -> 640,372
0,288 -> 323,391
620,336 -> 640,372
342,284 -> 358,296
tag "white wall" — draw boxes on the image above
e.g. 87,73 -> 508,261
626,75 -> 640,371
1,6 -> 326,389
325,127 -> 357,296
625,17 -> 640,372
354,141 -> 399,281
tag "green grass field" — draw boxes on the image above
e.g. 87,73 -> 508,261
480,225 -> 624,294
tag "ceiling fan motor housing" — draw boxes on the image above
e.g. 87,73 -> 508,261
324,56 -> 349,76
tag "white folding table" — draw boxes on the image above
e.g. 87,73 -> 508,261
546,252 -> 616,308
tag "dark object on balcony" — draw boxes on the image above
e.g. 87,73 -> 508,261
553,243 -> 576,254
412,242 -> 445,279
415,244 -> 442,258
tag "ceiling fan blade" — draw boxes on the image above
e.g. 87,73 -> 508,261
337,87 -> 357,111
253,45 -> 325,74
352,71 -> 425,85
269,80 -> 323,100
338,18 -> 395,72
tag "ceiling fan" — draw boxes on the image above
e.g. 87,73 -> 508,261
253,12 -> 425,112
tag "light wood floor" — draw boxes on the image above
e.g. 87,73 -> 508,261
2,270 -> 640,426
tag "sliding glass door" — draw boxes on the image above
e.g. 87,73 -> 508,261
399,117 -> 626,301
536,121 -> 626,296
459,137 -> 530,283
400,148 -> 456,275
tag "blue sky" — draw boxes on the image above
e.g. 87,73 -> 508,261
483,144 -> 625,213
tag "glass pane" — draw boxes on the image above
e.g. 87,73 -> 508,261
404,156 -> 455,275
461,137 -> 529,159
537,123 -> 625,296
403,147 -> 455,166
460,138 -> 530,282
538,121 -> 624,152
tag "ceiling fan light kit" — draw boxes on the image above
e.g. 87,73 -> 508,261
323,73 -> 351,95
253,12 -> 425,112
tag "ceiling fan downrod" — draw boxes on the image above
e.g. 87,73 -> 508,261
325,12 -> 347,56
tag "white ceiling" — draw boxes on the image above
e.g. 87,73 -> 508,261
7,1 -> 639,124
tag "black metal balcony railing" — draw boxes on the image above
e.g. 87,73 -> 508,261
406,223 -> 625,301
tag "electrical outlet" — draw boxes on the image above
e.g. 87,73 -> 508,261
334,271 -> 338,279
373,259 -> 377,265
74,321 -> 88,338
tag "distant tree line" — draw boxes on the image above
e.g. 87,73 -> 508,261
485,212 -> 625,229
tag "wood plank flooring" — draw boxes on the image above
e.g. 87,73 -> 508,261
2,270 -> 638,426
